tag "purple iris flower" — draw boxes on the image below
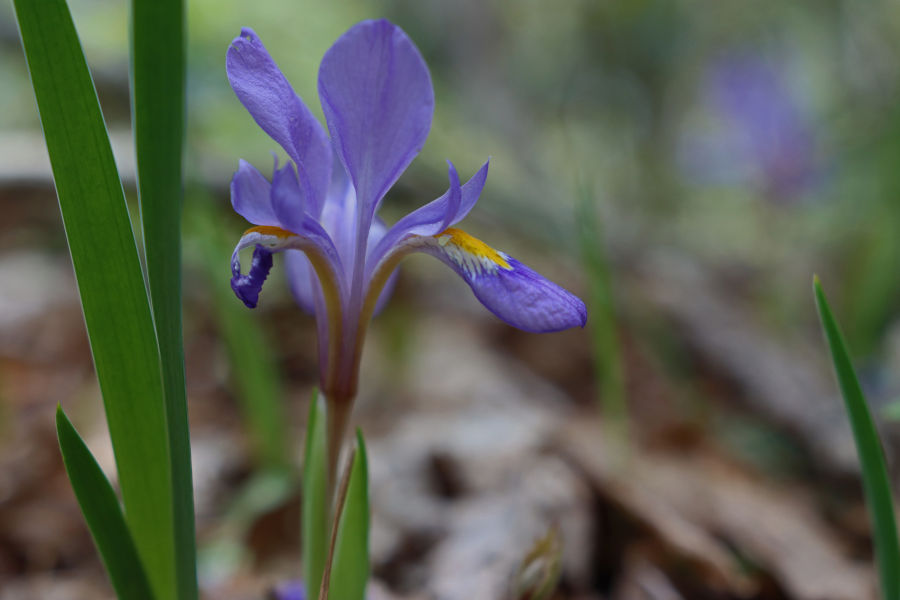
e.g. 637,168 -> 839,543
227,20 -> 586,409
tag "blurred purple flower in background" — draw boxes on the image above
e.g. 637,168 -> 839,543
226,20 -> 586,408
269,580 -> 305,600
679,51 -> 821,200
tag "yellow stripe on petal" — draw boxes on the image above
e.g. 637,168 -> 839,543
435,227 -> 512,275
244,225 -> 296,238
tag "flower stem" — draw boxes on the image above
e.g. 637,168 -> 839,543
325,395 -> 352,508
317,444 -> 356,600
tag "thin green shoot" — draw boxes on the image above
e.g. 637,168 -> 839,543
575,180 -> 627,436
814,276 -> 900,599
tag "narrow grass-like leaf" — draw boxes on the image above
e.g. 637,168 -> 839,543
56,406 -> 155,600
130,1 -> 196,597
814,277 -> 900,599
12,2 -> 175,597
575,182 -> 627,431
304,393 -> 329,600
328,430 -> 370,600
187,199 -> 288,468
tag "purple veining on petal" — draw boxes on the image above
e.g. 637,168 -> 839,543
318,19 -> 434,221
415,238 -> 586,333
461,256 -> 587,333
231,245 -> 274,308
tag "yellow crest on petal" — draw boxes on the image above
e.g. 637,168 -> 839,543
435,227 -> 511,274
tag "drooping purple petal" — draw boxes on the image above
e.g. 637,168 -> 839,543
463,256 -> 587,332
318,19 -> 434,220
227,28 -> 331,215
368,160 -> 489,274
411,229 -> 586,333
231,159 -> 280,226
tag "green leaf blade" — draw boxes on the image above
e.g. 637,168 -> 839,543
56,406 -> 156,600
303,393 -> 329,600
329,430 -> 370,600
12,2 -> 176,596
814,277 -> 900,599
130,1 -> 196,597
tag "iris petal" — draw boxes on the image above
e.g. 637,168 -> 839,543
270,161 -> 312,233
457,253 -> 587,333
286,214 -> 397,316
377,228 -> 586,333
230,225 -> 345,310
231,245 -> 274,308
231,159 -> 280,226
283,251 -> 317,314
368,160 -> 489,275
227,28 -> 331,215
318,19 -> 434,219
367,217 -> 397,315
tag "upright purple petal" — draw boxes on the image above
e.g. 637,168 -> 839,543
227,28 -> 331,215
231,159 -> 280,226
270,161 -> 311,233
368,161 -> 489,276
318,19 -> 434,219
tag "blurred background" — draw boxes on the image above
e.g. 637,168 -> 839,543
2,0 -> 900,598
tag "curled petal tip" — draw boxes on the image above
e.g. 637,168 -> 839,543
233,27 -> 259,47
230,245 -> 274,308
